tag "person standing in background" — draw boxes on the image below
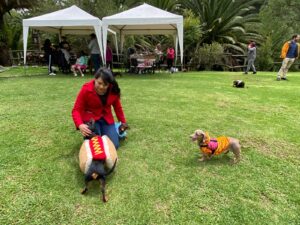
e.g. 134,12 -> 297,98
88,33 -> 101,73
244,41 -> 257,75
106,41 -> 113,71
59,36 -> 70,51
59,36 -> 71,66
43,39 -> 56,76
154,43 -> 164,70
166,46 -> 175,72
277,34 -> 300,81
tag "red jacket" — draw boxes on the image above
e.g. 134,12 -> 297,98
72,80 -> 126,128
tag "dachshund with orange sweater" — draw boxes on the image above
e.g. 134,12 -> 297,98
190,129 -> 241,164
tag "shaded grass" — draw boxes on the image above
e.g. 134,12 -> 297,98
0,66 -> 47,78
0,70 -> 300,224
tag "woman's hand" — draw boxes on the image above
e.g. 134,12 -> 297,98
78,124 -> 92,137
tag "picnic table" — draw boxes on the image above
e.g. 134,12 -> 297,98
130,54 -> 156,74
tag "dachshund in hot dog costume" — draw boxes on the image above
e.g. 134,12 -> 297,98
79,119 -> 121,202
190,129 -> 241,164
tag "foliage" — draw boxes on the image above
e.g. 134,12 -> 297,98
193,42 -> 224,70
0,0 -> 34,16
145,0 -> 180,12
1,71 -> 300,224
3,11 -> 23,50
255,36 -> 275,71
182,9 -> 202,60
182,0 -> 263,54
0,0 -> 39,65
259,0 -> 300,61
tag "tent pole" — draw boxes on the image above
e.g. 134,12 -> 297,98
174,35 -> 177,68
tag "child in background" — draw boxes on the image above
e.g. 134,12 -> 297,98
71,51 -> 88,77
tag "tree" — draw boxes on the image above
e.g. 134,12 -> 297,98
181,0 -> 263,54
3,11 -> 23,50
127,0 -> 180,13
147,0 -> 180,12
182,9 -> 202,64
0,0 -> 39,65
258,0 -> 300,69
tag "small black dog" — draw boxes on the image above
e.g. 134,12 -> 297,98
233,80 -> 245,88
80,119 -> 117,202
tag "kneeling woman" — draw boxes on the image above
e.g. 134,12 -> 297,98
72,68 -> 127,149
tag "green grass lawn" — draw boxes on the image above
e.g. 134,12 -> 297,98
0,68 -> 299,224
0,66 -> 47,78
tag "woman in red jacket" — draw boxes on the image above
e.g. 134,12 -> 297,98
72,68 -> 127,149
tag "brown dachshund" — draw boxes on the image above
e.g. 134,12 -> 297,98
190,129 -> 241,164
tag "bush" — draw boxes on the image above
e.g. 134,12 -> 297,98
256,36 -> 274,71
193,42 -> 224,70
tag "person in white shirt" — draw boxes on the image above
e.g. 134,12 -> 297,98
88,33 -> 101,73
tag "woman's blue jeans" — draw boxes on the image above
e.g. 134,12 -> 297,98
94,119 -> 119,149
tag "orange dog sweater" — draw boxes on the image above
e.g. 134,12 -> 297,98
200,132 -> 230,156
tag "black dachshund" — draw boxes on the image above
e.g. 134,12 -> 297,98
233,80 -> 245,88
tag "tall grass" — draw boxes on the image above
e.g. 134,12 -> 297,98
0,69 -> 299,224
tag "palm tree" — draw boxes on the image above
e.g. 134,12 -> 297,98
0,0 -> 38,65
182,0 -> 263,53
148,0 -> 181,12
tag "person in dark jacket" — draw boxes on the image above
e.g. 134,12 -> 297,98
43,39 -> 56,75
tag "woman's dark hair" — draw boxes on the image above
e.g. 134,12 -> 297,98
95,68 -> 120,96
44,39 -> 51,46
79,50 -> 86,57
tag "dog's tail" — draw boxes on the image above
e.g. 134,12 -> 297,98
105,159 -> 117,176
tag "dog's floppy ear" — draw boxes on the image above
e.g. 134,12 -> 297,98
200,133 -> 205,143
89,118 -> 96,132
233,80 -> 237,87
86,118 -> 96,133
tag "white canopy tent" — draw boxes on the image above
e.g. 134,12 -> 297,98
102,3 -> 183,65
22,5 -> 118,65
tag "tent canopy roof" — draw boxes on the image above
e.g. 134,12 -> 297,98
103,3 -> 182,34
23,5 -> 101,35
22,5 -> 106,65
102,3 -> 183,63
